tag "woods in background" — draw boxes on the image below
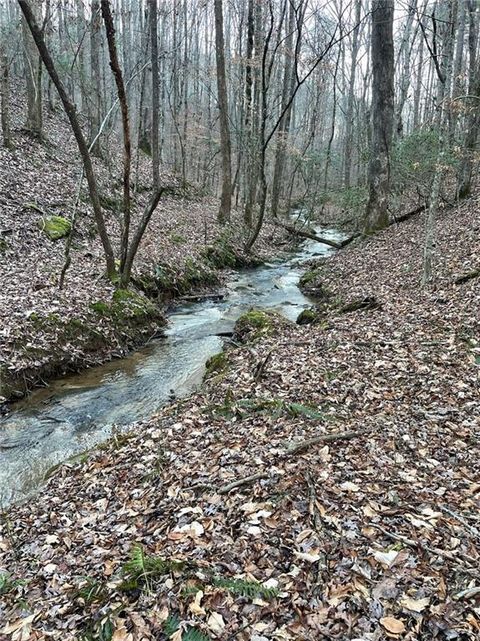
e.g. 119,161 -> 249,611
1,0 -> 479,277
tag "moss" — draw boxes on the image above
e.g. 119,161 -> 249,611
0,237 -> 8,253
204,352 -> 227,378
136,259 -> 219,298
234,309 -> 279,343
90,301 -> 110,315
39,215 -> 71,240
90,288 -> 161,324
299,267 -> 332,299
169,232 -> 187,244
296,307 -> 320,325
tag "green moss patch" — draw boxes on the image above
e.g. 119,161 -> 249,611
204,352 -> 228,379
296,307 -> 320,325
233,309 -> 282,343
39,215 -> 72,240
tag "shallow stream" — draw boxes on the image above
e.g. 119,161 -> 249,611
0,226 -> 344,504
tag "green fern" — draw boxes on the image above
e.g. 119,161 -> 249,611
286,402 -> 325,420
122,544 -> 184,584
76,577 -> 107,605
212,576 -> 279,600
0,572 -> 25,595
163,615 -> 210,641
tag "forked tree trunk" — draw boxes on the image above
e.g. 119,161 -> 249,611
214,0 -> 232,224
100,0 -> 131,274
364,0 -> 394,233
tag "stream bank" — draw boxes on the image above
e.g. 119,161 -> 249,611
0,227 -> 344,504
1,197 -> 478,640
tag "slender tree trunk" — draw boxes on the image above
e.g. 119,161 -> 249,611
18,0 -> 116,278
344,0 -> 362,188
458,0 -> 479,198
149,0 -> 160,188
90,0 -> 103,155
270,0 -> 296,218
100,0 -> 131,275
22,0 -> 42,136
214,0 -> 232,223
364,0 -> 394,233
0,44 -> 12,149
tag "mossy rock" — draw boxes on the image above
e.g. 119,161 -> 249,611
296,307 -> 320,325
39,215 -> 72,240
233,309 -> 281,343
0,237 -> 8,253
299,268 -> 331,299
204,352 -> 228,379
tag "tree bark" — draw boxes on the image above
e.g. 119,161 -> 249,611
149,0 -> 160,189
214,0 -> 232,224
89,0 -> 103,156
364,0 -> 394,233
0,44 -> 12,149
21,0 -> 42,136
344,0 -> 362,188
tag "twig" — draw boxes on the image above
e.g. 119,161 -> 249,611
218,472 -> 269,495
440,505 -> 480,539
286,429 -> 366,455
254,349 -> 273,382
370,523 -> 480,578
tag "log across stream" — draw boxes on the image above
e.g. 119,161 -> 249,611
0,225 -> 346,504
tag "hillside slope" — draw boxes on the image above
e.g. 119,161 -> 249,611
0,94 -> 284,404
1,196 -> 478,640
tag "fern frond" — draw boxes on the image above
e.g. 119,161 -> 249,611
212,576 -> 279,600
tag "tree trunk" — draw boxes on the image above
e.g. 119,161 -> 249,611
22,0 -> 42,136
90,0 -> 103,156
343,0 -> 362,188
270,0 -> 297,218
149,0 -> 160,189
214,0 -> 232,224
100,0 -> 131,274
0,44 -> 12,149
457,0 -> 479,198
364,0 -> 394,233
18,0 -> 116,279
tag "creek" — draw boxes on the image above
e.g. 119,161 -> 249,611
0,226 -> 345,504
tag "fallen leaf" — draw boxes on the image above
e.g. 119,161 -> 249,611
380,616 -> 406,634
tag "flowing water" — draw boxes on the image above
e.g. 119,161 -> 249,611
0,226 -> 344,504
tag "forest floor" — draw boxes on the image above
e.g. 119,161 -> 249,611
1,192 -> 479,640
0,93 -> 287,405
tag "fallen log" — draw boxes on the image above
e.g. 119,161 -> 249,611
276,222 -> 343,249
454,267 -> 480,285
392,203 -> 426,224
